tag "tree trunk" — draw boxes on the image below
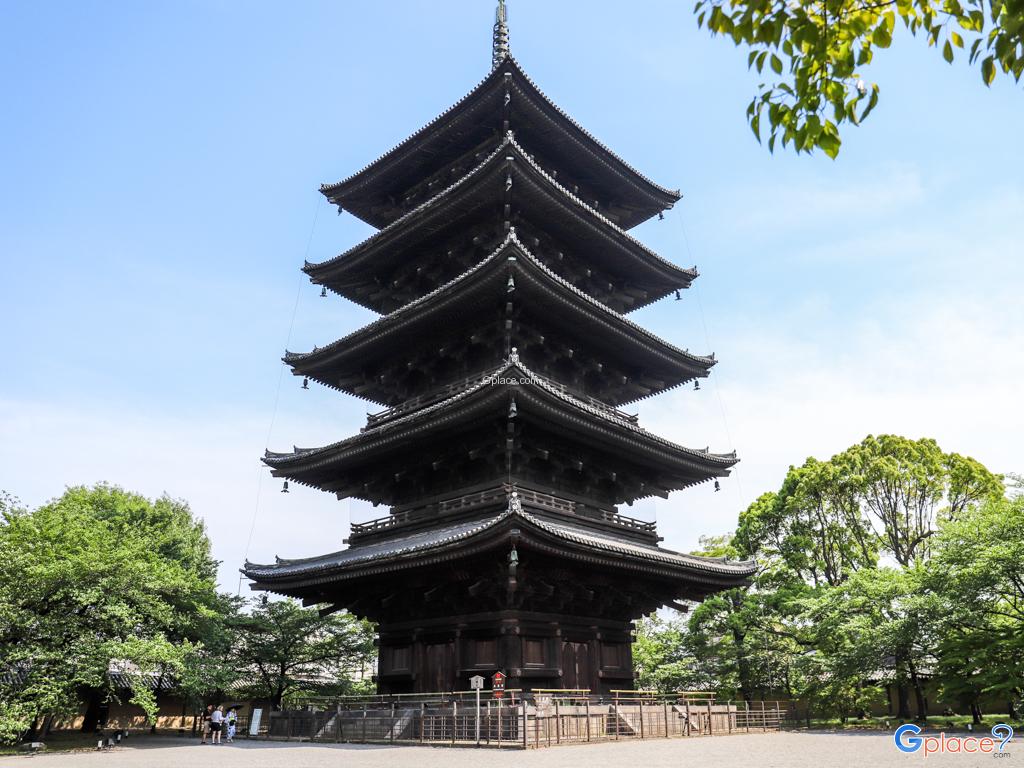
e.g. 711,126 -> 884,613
908,661 -> 928,720
971,700 -> 983,725
733,633 -> 755,702
896,684 -> 911,720
81,689 -> 104,733
24,714 -> 41,741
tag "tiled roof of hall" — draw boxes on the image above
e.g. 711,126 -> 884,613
264,351 -> 736,472
319,57 -> 681,229
305,132 -> 698,307
242,495 -> 755,584
287,230 -> 715,388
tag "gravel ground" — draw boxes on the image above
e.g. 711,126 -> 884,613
2,731 -> 1018,768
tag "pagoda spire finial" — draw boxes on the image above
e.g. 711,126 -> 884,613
492,0 -> 510,70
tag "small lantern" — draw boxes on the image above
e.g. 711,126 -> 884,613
694,380 -> 700,391
302,378 -> 309,390
320,286 -> 327,298
281,480 -> 290,494
508,398 -> 517,418
675,290 -> 682,301
714,480 -> 721,492
507,275 -> 515,292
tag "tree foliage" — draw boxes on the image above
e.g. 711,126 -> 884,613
0,485 -> 219,741
694,0 -> 1024,156
927,496 -> 1024,714
0,484 -> 380,744
230,596 -> 375,709
638,435 -> 1017,723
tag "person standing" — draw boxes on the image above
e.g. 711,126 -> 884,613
199,704 -> 213,744
225,707 -> 237,743
210,705 -> 224,744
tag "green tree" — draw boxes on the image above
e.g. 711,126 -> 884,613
842,435 -> 1002,566
0,485 -> 220,743
633,613 -> 706,691
927,495 -> 1024,722
737,463 -> 877,587
231,597 -> 375,709
694,0 -> 1024,156
699,436 -> 1000,721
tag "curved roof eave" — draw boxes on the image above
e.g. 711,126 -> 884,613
289,232 -> 713,380
263,354 -> 737,476
319,58 -> 680,212
307,134 -> 695,293
242,501 -> 755,584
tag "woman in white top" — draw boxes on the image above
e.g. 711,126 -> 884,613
209,705 -> 224,744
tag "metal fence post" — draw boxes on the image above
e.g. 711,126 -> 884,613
664,700 -> 670,738
523,701 -> 528,749
534,701 -> 539,749
707,700 -> 713,735
419,702 -> 425,744
761,700 -> 767,733
555,698 -> 560,744
586,698 -> 591,742
745,701 -> 750,733
685,699 -> 691,737
639,698 -> 645,739
452,700 -> 457,746
390,701 -> 395,743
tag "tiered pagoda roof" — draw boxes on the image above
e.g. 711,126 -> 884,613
289,231 -> 713,406
245,491 -> 751,623
244,4 -> 752,694
320,58 -> 680,230
266,353 -> 734,507
306,135 -> 697,314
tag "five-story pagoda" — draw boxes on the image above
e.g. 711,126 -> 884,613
243,2 -> 755,695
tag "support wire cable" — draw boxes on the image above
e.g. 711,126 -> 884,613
671,206 -> 746,503
237,198 -> 322,596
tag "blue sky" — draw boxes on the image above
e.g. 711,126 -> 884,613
2,1 -> 1022,590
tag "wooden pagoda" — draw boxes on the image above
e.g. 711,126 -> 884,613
243,2 -> 754,695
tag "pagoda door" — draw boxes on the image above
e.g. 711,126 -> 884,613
422,640 -> 455,693
560,641 -> 591,691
